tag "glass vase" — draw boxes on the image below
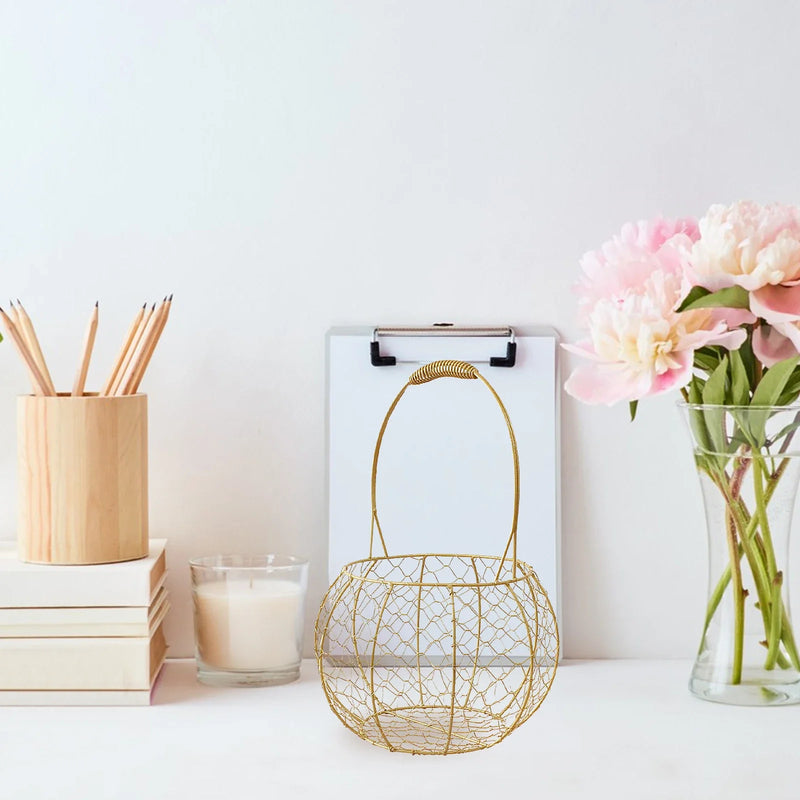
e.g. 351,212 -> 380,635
681,404 -> 800,705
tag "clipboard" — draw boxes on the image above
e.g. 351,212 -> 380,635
326,325 -> 561,626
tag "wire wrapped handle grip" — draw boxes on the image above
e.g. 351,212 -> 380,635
408,360 -> 478,384
370,359 -> 520,577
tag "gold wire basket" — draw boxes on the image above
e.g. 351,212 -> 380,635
315,359 -> 559,755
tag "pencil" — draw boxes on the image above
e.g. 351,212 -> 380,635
0,307 -> 49,396
116,301 -> 163,395
15,300 -> 57,396
102,303 -> 146,396
72,302 -> 99,396
130,294 -> 172,393
109,302 -> 154,396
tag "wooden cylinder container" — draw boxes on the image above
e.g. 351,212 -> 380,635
18,393 -> 148,565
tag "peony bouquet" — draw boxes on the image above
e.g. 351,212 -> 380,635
566,201 -> 800,701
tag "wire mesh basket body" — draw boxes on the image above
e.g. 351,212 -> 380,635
316,360 -> 559,755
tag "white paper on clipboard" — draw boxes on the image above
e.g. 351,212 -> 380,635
326,326 -> 561,629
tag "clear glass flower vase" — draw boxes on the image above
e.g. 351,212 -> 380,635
682,404 -> 800,705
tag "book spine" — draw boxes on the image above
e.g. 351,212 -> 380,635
0,590 -> 169,638
0,689 -> 154,706
0,626 -> 165,690
0,541 -> 166,608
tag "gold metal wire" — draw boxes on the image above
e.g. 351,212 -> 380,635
408,360 -> 479,383
316,359 -> 559,755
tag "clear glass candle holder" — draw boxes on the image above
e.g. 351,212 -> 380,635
190,554 -> 309,687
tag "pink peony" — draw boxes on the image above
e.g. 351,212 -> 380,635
566,216 -> 744,406
576,216 -> 699,322
752,324 -> 800,367
565,263 -> 745,406
689,201 -> 800,325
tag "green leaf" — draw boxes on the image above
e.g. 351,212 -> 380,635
677,286 -> 711,312
687,377 -> 731,472
702,357 -> 729,405
629,400 -> 638,422
727,430 -> 753,449
677,285 -> 750,312
738,335 -> 756,389
729,350 -> 750,405
746,356 -> 800,448
729,407 -> 762,451
687,380 -> 713,456
768,419 -> 800,448
693,347 -> 722,375
776,367 -> 800,406
752,356 -> 800,406
699,358 -> 730,458
688,376 -> 703,404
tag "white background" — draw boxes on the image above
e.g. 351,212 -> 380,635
2,0 -> 799,659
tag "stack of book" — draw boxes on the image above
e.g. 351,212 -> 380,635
0,539 -> 168,705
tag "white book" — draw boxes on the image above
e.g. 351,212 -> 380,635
0,539 -> 166,608
0,608 -> 168,690
0,584 -> 168,638
0,660 -> 167,706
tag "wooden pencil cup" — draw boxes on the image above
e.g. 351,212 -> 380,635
18,393 -> 149,565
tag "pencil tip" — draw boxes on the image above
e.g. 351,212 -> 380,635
142,302 -> 147,309
168,293 -> 173,301
151,303 -> 156,310
9,300 -> 13,308
95,300 -> 99,307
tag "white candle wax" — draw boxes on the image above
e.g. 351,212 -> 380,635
194,579 -> 302,671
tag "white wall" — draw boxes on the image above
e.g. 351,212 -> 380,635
2,0 -> 799,659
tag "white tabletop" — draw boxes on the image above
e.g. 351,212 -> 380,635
0,659 -> 794,800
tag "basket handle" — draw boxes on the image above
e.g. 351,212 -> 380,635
370,359 -> 520,578
408,360 -> 479,383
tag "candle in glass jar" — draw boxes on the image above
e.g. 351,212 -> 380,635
194,579 -> 302,671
